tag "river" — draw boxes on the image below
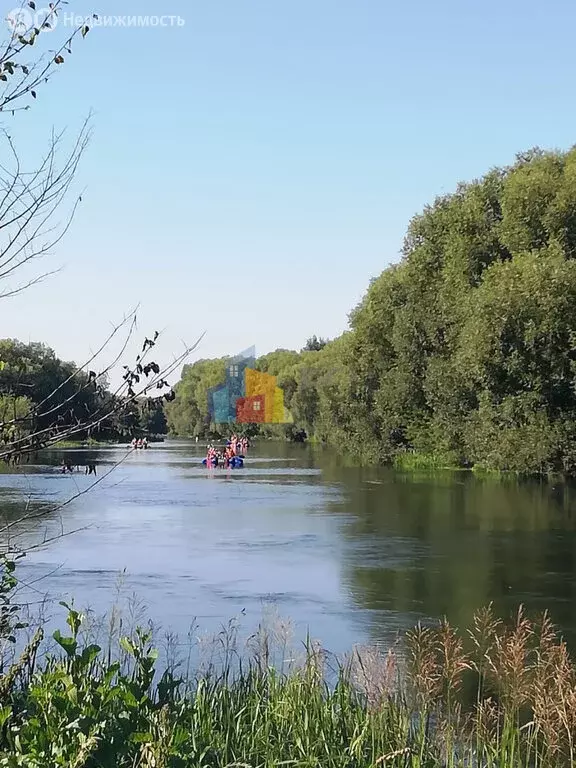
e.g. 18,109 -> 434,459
2,440 -> 576,654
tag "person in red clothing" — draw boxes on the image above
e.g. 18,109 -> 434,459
223,445 -> 233,468
206,445 -> 217,467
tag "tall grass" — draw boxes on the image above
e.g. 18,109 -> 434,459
392,452 -> 465,472
0,602 -> 575,766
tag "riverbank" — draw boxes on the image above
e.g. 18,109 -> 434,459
1,600 -> 573,766
391,450 -> 567,479
50,436 -> 166,449
52,439 -> 118,449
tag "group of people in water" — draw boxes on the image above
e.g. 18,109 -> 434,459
205,434 -> 250,469
130,437 -> 149,450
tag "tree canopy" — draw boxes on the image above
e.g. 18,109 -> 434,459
167,147 -> 576,475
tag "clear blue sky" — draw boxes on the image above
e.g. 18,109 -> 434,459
3,0 -> 576,378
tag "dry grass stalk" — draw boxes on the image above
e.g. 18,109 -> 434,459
406,623 -> 442,709
532,617 -> 576,761
303,637 -> 326,684
70,732 -> 99,768
246,621 -> 271,674
223,764 -> 254,768
468,603 -> 501,663
133,706 -> 172,768
471,695 -> 502,758
0,626 -> 43,699
483,605 -> 534,711
375,746 -> 411,764
437,618 -> 471,703
350,644 -> 397,710
468,602 -> 502,705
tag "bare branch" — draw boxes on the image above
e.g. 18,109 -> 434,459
0,120 -> 90,297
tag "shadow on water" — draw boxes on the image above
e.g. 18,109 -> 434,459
0,439 -> 575,652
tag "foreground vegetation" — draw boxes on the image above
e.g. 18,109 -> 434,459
167,147 -> 576,476
1,584 -> 575,766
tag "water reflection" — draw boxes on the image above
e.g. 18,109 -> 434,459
0,441 -> 574,654
316,456 -> 576,647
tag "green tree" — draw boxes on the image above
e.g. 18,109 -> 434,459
302,335 -> 328,352
139,399 -> 168,437
345,146 -> 576,472
165,358 -> 227,438
167,145 -> 576,474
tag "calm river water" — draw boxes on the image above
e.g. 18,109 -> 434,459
2,440 -> 576,653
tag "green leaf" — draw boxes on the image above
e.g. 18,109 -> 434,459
148,647 -> 159,662
81,25 -> 89,37
53,629 -> 77,657
80,644 -> 101,666
119,636 -> 135,656
66,607 -> 82,636
102,662 -> 120,686
121,689 -> 139,708
130,732 -> 153,744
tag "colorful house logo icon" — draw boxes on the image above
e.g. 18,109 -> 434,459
208,347 -> 292,425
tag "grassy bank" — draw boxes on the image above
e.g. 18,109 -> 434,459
392,451 -> 561,480
44,437 -> 165,449
45,439 -> 118,449
1,602 -> 575,766
392,452 -> 466,473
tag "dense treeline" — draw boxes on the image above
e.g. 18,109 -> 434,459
167,147 -> 576,474
0,339 -> 167,447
